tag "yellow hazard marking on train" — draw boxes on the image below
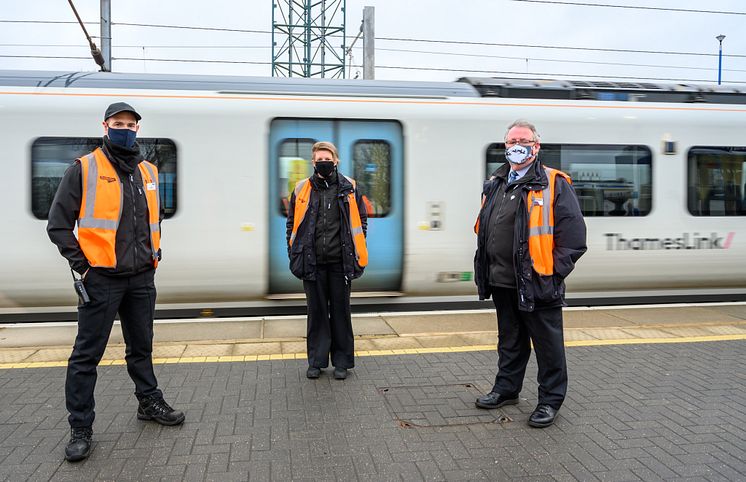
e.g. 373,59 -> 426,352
0,334 -> 744,370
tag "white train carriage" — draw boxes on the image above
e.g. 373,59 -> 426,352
1,71 -> 745,308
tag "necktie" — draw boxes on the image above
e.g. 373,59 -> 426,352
508,171 -> 518,184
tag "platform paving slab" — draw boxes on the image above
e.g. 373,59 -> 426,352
381,312 -> 497,335
155,320 -> 263,343
601,306 -> 744,326
562,309 -> 639,328
704,304 -> 746,320
0,340 -> 743,481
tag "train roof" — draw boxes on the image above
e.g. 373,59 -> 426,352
0,70 -> 479,99
1,70 -> 745,104
458,77 -> 746,104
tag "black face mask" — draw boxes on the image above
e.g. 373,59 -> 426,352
315,161 -> 336,178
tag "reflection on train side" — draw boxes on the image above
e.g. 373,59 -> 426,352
486,143 -> 652,216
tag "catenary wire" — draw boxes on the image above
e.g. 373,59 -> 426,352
375,36 -> 746,59
371,47 -> 746,73
5,53 -> 744,83
112,57 -> 272,65
509,0 -> 746,16
112,22 -> 271,34
3,19 -> 744,58
3,43 -> 745,72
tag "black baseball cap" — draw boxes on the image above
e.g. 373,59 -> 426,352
104,102 -> 142,122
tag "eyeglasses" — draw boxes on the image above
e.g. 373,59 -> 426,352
505,139 -> 536,147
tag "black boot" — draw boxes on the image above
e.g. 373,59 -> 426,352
137,396 -> 185,426
64,427 -> 92,462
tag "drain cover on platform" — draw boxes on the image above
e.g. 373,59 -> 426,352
378,383 -> 512,428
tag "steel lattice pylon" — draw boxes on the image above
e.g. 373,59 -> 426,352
272,0 -> 346,78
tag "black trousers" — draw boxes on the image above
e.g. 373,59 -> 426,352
66,269 -> 162,428
303,263 -> 354,369
490,287 -> 567,410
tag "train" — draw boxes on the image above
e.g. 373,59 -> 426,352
1,70 -> 745,312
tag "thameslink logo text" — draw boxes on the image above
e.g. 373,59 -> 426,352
605,232 -> 735,250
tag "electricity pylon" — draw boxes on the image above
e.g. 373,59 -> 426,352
272,0 -> 346,78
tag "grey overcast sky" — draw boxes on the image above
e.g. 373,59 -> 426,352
1,0 -> 744,85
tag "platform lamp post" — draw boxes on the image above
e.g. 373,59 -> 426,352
716,34 -> 726,85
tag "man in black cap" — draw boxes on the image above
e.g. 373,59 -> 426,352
48,102 -> 184,463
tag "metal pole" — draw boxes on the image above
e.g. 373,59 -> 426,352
67,0 -> 106,70
341,0 -> 346,78
346,26 -> 362,79
288,4 -> 294,77
320,0 -> 326,78
305,0 -> 311,77
100,0 -> 111,71
362,6 -> 374,79
716,34 -> 725,85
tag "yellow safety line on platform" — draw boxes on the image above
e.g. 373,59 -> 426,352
1,334 -> 745,370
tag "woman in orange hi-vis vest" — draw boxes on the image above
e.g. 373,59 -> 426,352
286,141 -> 368,380
47,103 -> 184,463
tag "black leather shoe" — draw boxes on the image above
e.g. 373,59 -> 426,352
306,367 -> 321,379
65,426 -> 92,462
333,367 -> 348,380
137,396 -> 185,426
528,404 -> 558,428
475,392 -> 519,409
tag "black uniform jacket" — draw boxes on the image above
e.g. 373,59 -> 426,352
286,172 -> 368,281
47,143 -> 162,277
474,161 -> 587,311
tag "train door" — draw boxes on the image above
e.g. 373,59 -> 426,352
268,118 -> 404,294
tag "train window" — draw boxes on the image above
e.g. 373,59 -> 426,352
486,143 -> 652,216
31,137 -> 178,220
688,146 -> 746,216
278,138 -> 315,216
353,140 -> 392,218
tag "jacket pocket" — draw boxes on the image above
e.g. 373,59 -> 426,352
352,259 -> 364,279
289,244 -> 305,279
534,272 -> 562,304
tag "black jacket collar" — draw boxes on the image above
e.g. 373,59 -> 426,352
310,171 -> 355,193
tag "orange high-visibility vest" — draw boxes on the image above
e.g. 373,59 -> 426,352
473,167 -> 570,276
289,177 -> 368,267
526,167 -> 570,275
78,148 -> 161,268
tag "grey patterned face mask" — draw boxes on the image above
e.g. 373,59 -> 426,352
505,144 -> 534,164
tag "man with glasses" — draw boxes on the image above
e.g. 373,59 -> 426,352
473,120 -> 586,428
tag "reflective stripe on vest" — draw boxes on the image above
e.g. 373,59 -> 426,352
78,148 -> 161,268
344,176 -> 369,268
138,160 -> 161,267
473,194 -> 486,234
288,179 -> 313,248
289,177 -> 369,268
526,167 -> 570,276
